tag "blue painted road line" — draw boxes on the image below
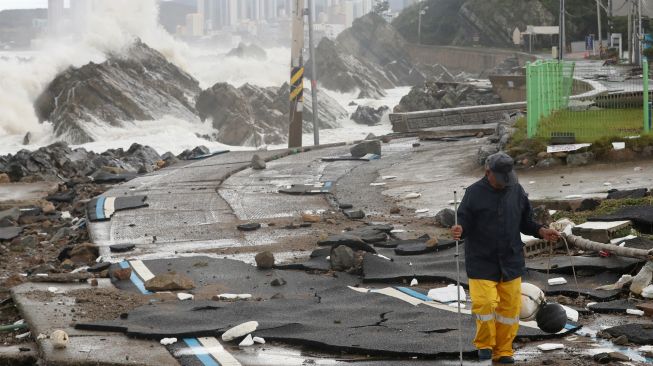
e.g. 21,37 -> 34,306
95,196 -> 106,220
119,261 -> 152,295
395,287 -> 432,302
183,338 -> 220,366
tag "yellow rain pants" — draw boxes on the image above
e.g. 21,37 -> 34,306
469,277 -> 521,360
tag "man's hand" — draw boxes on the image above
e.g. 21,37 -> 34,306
539,227 -> 560,243
451,225 -> 463,241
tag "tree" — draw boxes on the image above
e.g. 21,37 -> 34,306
373,0 -> 389,15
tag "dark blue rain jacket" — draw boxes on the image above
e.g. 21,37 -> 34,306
457,176 -> 543,282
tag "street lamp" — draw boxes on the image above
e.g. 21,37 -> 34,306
417,3 -> 428,44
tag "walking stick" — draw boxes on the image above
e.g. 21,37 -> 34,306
454,191 -> 463,365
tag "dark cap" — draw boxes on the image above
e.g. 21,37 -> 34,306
486,152 -> 517,186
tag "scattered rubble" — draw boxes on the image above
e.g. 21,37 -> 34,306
394,81 -> 502,113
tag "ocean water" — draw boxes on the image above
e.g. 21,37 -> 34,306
0,0 -> 407,156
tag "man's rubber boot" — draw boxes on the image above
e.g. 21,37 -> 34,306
496,356 -> 515,364
478,349 -> 492,360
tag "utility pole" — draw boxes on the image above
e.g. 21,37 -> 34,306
558,0 -> 565,60
417,0 -> 428,44
638,0 -> 643,66
628,0 -> 633,63
288,0 -> 305,148
597,0 -> 603,55
307,0 -> 319,146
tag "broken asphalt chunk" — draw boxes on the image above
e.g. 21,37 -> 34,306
88,262 -> 111,273
109,244 -> 136,253
604,324 -> 653,345
344,210 -> 365,220
237,223 -> 261,231
318,234 -> 376,253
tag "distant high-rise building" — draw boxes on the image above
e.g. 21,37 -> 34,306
70,0 -> 92,33
186,13 -> 205,36
47,0 -> 65,34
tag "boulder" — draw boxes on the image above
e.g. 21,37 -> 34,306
34,40 -> 201,144
351,105 -> 389,126
0,173 -> 10,183
566,152 -> 594,167
434,208 -> 456,228
251,154 -> 266,170
477,145 -> 499,166
330,245 -> 355,271
255,251 -> 275,269
144,273 -> 195,291
350,140 -> 381,158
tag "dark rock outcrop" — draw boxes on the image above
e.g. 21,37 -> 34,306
394,81 -> 502,113
0,142 -> 163,182
308,13 -> 426,99
196,82 -> 346,146
226,42 -> 267,60
34,40 -> 201,144
351,105 -> 389,126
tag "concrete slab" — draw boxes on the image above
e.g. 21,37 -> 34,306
590,206 -> 653,233
572,221 -> 632,243
11,281 -> 179,366
0,343 -> 38,366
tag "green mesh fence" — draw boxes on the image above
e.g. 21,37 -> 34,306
526,60 -> 650,142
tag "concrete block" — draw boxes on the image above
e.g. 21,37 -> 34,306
572,221 -> 632,243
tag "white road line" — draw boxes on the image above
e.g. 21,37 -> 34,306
129,260 -> 155,282
197,337 -> 242,366
103,197 -> 116,219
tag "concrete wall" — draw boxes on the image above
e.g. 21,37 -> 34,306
390,102 -> 526,133
406,44 -> 537,74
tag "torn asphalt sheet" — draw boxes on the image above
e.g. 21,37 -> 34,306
525,255 -> 643,275
76,286 -> 577,358
110,257 -> 358,299
0,226 -> 22,241
604,324 -> 653,345
87,195 -> 148,221
606,188 -> 648,200
620,237 -> 653,250
588,299 -> 641,314
590,205 -> 653,233
357,245 -> 622,300
321,154 -> 380,162
279,181 -> 333,195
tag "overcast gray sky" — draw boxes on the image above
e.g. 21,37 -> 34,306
0,0 -> 48,11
